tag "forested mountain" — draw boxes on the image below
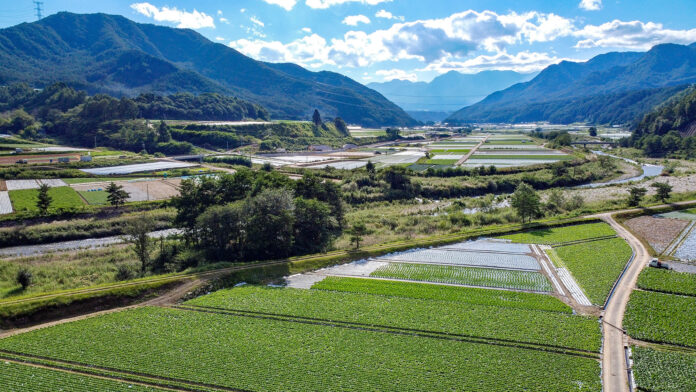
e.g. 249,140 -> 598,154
447,43 -> 696,125
368,71 -> 534,116
0,12 -> 416,127
625,86 -> 696,157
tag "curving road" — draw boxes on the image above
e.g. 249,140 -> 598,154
600,213 -> 650,392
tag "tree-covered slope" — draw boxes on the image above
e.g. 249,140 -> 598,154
0,12 -> 416,127
448,43 -> 696,125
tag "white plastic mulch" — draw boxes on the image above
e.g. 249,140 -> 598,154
0,191 -> 13,214
81,162 -> 197,175
38,179 -> 68,187
431,154 -> 464,160
5,180 -> 40,191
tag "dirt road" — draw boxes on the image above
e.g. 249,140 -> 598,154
600,213 -> 650,392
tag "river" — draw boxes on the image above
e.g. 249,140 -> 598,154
576,151 -> 664,189
0,229 -> 182,258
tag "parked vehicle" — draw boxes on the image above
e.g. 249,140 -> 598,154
649,258 -> 670,269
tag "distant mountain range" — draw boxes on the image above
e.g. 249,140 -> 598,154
448,43 -> 696,125
0,12 -> 416,127
368,70 -> 534,120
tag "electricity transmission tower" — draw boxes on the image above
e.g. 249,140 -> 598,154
33,1 -> 43,20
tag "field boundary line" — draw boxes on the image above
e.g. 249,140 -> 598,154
664,220 -> 695,256
0,356 -> 213,392
550,235 -> 618,248
629,338 -> 696,354
603,251 -> 636,310
533,245 -> 566,297
0,349 -> 249,392
320,274 -> 552,294
172,304 -> 600,358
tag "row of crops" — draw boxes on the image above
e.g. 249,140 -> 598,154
312,277 -> 571,312
369,263 -> 552,292
185,285 -> 600,352
637,268 -> 696,297
500,222 -> 617,245
624,290 -> 696,348
0,361 -> 166,392
0,306 -> 602,392
384,248 -> 541,270
632,347 -> 696,392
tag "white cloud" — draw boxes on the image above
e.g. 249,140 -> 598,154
250,16 -> 265,27
302,27 -> 312,33
579,0 -> 602,11
217,10 -> 223,16
261,0 -> 297,11
375,10 -> 403,21
130,3 -> 215,29
422,51 -> 568,74
230,34 -> 330,66
240,8 -> 247,13
215,36 -> 226,41
230,10 -> 576,69
574,20 -> 696,49
375,69 -> 418,82
305,0 -> 392,9
219,17 -> 229,24
342,15 -> 371,26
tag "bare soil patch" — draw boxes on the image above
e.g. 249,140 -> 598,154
625,216 -> 689,254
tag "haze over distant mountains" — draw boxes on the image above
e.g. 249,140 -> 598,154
0,12 -> 416,127
368,71 -> 535,120
448,43 -> 696,125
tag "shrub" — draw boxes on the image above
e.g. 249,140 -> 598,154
115,265 -> 134,281
16,268 -> 32,290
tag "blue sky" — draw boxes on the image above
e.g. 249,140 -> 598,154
2,0 -> 696,83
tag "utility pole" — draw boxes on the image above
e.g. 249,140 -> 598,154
33,1 -> 43,20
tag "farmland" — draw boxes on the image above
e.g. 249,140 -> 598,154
637,268 -> 696,296
312,277 -> 571,312
369,263 -> 552,291
624,290 -> 696,348
632,347 -> 696,392
500,222 -> 616,245
0,361 -> 168,392
553,238 -> 632,305
9,186 -> 85,212
0,306 -> 601,392
185,285 -> 600,352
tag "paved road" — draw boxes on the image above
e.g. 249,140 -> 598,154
455,135 -> 489,166
600,213 -> 650,392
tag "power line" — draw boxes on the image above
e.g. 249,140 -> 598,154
33,1 -> 43,20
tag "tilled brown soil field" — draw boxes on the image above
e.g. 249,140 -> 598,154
625,216 -> 689,254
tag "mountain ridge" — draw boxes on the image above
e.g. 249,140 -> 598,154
447,43 -> 696,124
0,12 -> 416,127
368,70 -> 534,117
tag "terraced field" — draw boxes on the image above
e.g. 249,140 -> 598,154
0,306 -> 602,392
370,263 -> 552,292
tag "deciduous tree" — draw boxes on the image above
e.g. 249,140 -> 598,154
511,183 -> 541,223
